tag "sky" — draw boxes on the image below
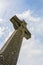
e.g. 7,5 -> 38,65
0,0 -> 43,65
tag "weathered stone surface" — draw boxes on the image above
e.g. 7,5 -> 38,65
0,15 -> 31,65
0,27 -> 24,65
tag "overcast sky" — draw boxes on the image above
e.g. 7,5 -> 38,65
0,0 -> 43,65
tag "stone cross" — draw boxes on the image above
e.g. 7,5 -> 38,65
0,15 -> 31,65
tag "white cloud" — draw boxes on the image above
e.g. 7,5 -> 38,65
30,49 -> 43,55
0,1 -> 9,9
0,1 -> 10,15
21,35 -> 43,56
17,10 -> 42,23
0,27 -> 5,37
0,19 -> 3,23
0,19 -> 3,21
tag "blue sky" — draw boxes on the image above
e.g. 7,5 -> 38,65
0,0 -> 43,65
